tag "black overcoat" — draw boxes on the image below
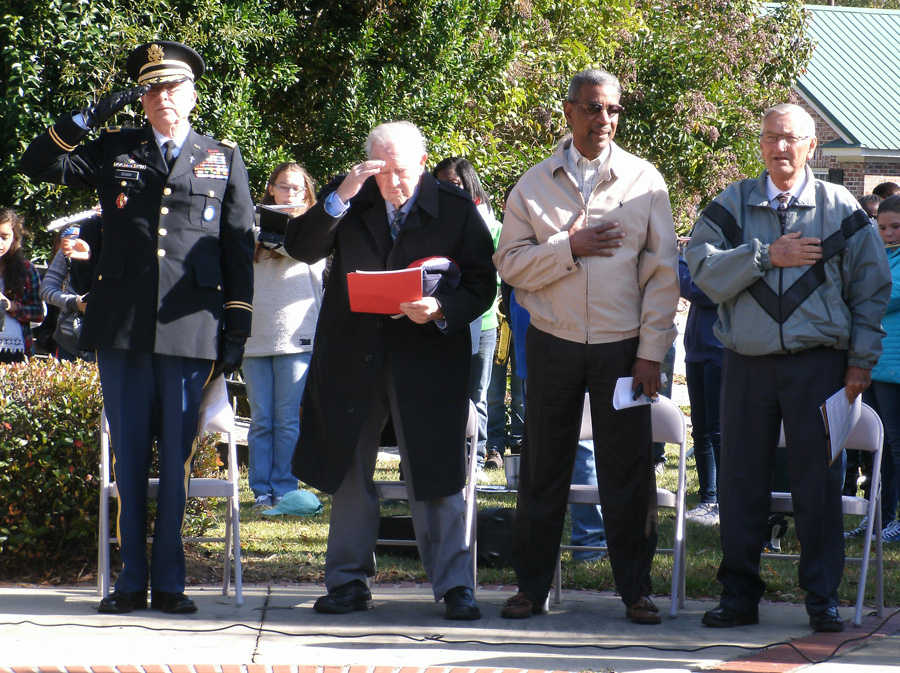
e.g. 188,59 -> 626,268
284,173 -> 496,500
20,114 -> 255,360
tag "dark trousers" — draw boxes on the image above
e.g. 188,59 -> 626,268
718,347 -> 845,615
685,359 -> 721,503
513,327 -> 657,606
863,382 -> 900,523
98,348 -> 212,594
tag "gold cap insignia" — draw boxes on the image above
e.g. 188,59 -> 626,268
147,44 -> 165,64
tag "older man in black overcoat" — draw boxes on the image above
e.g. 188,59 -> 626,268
284,121 -> 495,620
20,41 -> 254,615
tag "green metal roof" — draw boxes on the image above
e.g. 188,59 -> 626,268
795,4 -> 900,151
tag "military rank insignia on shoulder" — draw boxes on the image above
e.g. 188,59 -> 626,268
102,126 -> 122,134
220,138 -> 237,148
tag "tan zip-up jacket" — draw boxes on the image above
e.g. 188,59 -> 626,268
494,138 -> 678,362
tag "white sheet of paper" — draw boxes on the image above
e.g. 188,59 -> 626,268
820,388 -> 862,465
613,376 -> 659,410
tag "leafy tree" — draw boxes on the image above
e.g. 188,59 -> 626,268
2,0 -> 811,257
613,0 -> 813,227
1,0 -> 298,256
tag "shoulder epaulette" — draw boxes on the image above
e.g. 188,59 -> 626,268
102,126 -> 122,133
220,139 -> 237,148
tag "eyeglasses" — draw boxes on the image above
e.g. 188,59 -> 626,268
569,102 -> 625,117
273,183 -> 306,193
760,134 -> 812,146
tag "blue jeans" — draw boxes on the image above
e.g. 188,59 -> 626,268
486,344 -> 524,452
242,352 -> 311,499
469,327 -> 497,458
685,359 -> 721,503
570,440 -> 606,560
864,381 -> 900,524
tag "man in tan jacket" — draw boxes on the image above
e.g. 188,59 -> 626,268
494,68 -> 679,623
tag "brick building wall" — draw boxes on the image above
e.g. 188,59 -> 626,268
797,99 -> 900,198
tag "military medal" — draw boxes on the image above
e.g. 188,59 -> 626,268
116,193 -> 128,209
193,150 -> 229,179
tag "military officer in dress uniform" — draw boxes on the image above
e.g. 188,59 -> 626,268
20,41 -> 255,614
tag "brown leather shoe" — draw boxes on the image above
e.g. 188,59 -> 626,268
501,591 -> 543,619
626,596 -> 661,624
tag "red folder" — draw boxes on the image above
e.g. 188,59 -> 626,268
347,268 -> 423,314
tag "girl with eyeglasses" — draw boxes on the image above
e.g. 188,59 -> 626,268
242,162 -> 326,509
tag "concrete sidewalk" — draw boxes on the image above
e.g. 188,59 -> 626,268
1,583 -> 897,673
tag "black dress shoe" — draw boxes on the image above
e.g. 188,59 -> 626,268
98,590 -> 147,614
150,591 -> 197,614
313,580 -> 374,614
443,586 -> 481,620
810,606 -> 844,632
701,603 -> 759,627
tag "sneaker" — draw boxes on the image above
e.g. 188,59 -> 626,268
844,516 -> 867,539
763,513 -> 788,553
882,520 -> 900,543
686,502 -> 719,526
654,459 -> 666,475
484,450 -> 504,470
252,494 -> 273,510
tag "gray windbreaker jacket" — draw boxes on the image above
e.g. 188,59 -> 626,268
684,168 -> 890,369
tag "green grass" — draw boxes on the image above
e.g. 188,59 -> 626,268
191,446 -> 898,609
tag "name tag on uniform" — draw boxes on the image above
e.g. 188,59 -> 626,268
115,170 -> 140,180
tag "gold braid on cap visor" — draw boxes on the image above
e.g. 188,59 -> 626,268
138,59 -> 194,85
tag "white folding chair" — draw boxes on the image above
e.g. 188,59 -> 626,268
553,393 -> 688,618
374,400 -> 480,583
97,375 -> 243,606
767,402 -> 884,627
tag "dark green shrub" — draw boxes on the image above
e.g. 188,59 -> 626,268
1,359 -> 222,576
1,359 -> 104,572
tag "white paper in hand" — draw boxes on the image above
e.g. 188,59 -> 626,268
613,376 -> 659,410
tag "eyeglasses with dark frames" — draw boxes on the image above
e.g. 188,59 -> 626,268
568,102 -> 625,117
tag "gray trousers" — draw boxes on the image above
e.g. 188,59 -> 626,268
323,362 -> 474,601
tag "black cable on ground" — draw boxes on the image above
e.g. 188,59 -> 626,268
2,605 -> 897,666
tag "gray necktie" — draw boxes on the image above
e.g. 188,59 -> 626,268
163,140 -> 176,170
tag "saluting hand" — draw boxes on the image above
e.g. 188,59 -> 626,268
335,160 -> 386,204
82,85 -> 150,129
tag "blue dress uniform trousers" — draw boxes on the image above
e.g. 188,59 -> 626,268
98,348 -> 213,594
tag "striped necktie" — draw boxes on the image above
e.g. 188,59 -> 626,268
775,192 -> 791,228
390,209 -> 406,239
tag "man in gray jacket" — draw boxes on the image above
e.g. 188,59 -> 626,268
685,103 -> 890,632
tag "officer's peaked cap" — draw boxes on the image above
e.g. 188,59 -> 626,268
126,41 -> 205,86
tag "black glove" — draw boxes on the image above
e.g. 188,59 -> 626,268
81,85 -> 149,128
211,332 -> 248,380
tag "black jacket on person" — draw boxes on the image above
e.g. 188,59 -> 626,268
20,114 -> 255,361
284,172 -> 496,500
